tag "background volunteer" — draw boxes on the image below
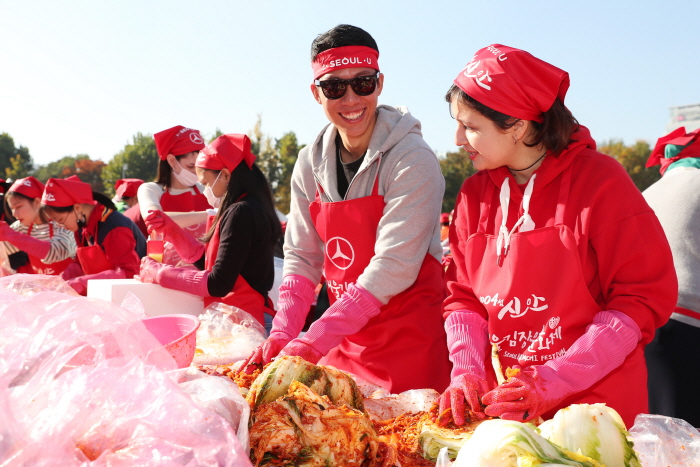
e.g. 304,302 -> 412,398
439,44 -> 677,428
243,24 -> 451,394
42,176 -> 146,295
643,127 -> 700,427
114,178 -> 147,236
1,176 -> 76,275
139,134 -> 280,326
137,125 -> 211,239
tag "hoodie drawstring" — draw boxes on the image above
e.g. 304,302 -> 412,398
496,174 -> 537,265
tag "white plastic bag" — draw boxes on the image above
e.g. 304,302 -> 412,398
193,302 -> 266,365
629,414 -> 700,466
178,369 -> 251,452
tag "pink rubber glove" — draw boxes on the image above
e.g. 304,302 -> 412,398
281,282 -> 382,358
60,262 -> 84,281
482,310 -> 642,422
145,210 -> 205,263
438,311 -> 490,426
65,267 -> 127,296
139,257 -> 210,296
277,340 -> 323,364
0,223 -> 50,259
242,274 -> 317,374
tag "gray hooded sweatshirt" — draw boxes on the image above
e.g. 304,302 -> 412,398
283,105 -> 445,305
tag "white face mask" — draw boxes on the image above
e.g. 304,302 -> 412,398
171,160 -> 200,187
203,172 -> 223,208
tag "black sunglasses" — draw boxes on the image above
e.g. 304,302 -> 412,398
314,73 -> 380,100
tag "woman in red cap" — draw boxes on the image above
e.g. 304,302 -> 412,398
0,176 -> 76,275
41,176 -> 146,295
136,126 -> 212,241
438,44 -> 677,429
114,178 -> 147,237
139,134 -> 281,326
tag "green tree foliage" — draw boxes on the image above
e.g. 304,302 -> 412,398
275,132 -> 304,214
439,148 -> 477,213
101,133 -> 159,195
209,128 -> 224,143
598,139 -> 660,191
32,154 -> 106,191
248,117 -> 302,215
0,133 -> 33,180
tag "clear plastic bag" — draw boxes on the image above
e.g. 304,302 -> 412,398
193,302 -> 266,365
178,369 -> 251,452
629,414 -> 700,466
0,278 -> 253,466
364,388 -> 440,422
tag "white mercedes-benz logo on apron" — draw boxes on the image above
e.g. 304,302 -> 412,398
325,236 -> 355,270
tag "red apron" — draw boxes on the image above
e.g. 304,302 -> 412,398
160,186 -> 211,239
466,166 -> 646,426
25,223 -> 74,275
75,207 -> 115,275
203,214 -> 271,326
309,167 -> 451,394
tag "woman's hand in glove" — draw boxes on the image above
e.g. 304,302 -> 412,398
482,366 -> 569,422
139,256 -> 167,284
438,373 -> 490,426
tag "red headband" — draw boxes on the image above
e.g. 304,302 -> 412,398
115,178 -> 144,198
9,176 -> 45,199
42,176 -> 93,207
153,125 -> 205,160
646,127 -> 700,175
312,46 -> 380,80
453,44 -> 569,123
196,134 -> 256,172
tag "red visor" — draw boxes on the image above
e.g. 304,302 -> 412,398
312,46 -> 380,80
42,176 -> 93,207
196,134 -> 256,171
453,44 -> 569,123
153,126 -> 205,160
114,178 -> 144,198
9,176 -> 45,199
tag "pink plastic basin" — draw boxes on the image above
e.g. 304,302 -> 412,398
141,314 -> 200,368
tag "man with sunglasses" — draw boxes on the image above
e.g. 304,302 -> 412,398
244,24 -> 451,394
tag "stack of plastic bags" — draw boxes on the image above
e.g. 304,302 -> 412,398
0,274 -> 251,467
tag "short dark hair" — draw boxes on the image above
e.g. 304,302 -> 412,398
311,24 -> 378,62
445,84 -> 580,157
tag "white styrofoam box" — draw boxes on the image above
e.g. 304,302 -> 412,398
87,279 -> 204,317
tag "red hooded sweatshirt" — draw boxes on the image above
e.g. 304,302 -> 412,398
445,126 -> 677,346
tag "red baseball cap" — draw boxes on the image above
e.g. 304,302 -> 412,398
153,126 -> 205,160
114,178 -> 144,199
9,176 -> 45,199
440,213 -> 450,224
453,44 -> 569,123
42,176 -> 93,207
196,134 -> 256,171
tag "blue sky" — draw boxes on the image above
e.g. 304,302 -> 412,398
1,1 -> 699,167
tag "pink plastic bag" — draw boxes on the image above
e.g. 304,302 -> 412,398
0,277 -> 253,466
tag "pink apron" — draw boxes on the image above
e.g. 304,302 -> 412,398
25,223 -> 74,275
203,213 -> 271,326
465,166 -> 646,426
309,165 -> 451,394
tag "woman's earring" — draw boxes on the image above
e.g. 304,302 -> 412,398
513,136 -> 518,145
